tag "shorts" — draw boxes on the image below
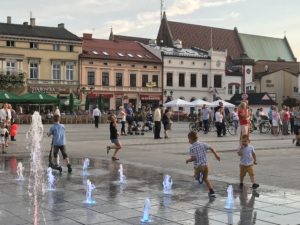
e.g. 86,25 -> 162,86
194,165 -> 208,180
294,125 -> 299,135
240,165 -> 254,178
53,145 -> 68,159
240,125 -> 249,136
111,139 -> 120,145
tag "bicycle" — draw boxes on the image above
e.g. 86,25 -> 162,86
189,120 -> 202,132
258,119 -> 271,134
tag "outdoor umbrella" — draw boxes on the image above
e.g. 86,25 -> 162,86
97,95 -> 103,112
163,98 -> 192,107
191,99 -> 212,107
85,95 -> 90,111
210,100 -> 235,108
56,94 -> 61,108
69,93 -> 74,114
21,93 -> 59,104
0,91 -> 25,103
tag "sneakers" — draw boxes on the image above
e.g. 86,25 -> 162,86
208,190 -> 216,198
67,164 -> 72,173
112,157 -> 119,161
106,146 -> 111,154
252,183 -> 259,189
239,183 -> 244,189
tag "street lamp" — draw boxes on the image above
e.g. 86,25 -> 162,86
163,89 -> 173,102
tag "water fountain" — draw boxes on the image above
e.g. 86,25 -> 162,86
27,112 -> 45,225
162,174 -> 173,194
16,162 -> 25,181
47,167 -> 55,191
140,198 -> 152,223
224,185 -> 234,209
118,164 -> 126,184
83,158 -> 90,175
83,179 -> 96,204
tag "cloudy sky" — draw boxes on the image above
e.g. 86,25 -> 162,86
1,0 -> 300,59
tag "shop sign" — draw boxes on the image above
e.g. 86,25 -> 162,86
28,86 -> 70,94
140,95 -> 161,100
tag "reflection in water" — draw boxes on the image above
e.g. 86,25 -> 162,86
226,209 -> 234,225
195,198 -> 215,225
238,186 -> 258,225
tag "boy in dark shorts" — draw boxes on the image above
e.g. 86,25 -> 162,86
186,131 -> 220,197
47,114 -> 72,173
107,114 -> 122,161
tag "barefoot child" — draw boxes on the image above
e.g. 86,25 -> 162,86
238,135 -> 259,189
107,114 -> 122,161
186,131 -> 221,197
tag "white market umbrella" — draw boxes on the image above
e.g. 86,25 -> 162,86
210,100 -> 235,108
164,98 -> 192,107
191,99 -> 212,107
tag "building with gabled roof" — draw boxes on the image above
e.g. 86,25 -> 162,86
109,29 -> 151,45
80,33 -> 162,112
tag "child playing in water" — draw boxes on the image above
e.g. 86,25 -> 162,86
107,114 -> 122,161
185,131 -> 221,197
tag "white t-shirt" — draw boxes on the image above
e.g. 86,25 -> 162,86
215,111 -> 223,123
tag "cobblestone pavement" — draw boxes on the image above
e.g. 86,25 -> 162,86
0,122 -> 300,224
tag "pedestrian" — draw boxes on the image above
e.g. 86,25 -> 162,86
153,104 -> 163,139
237,135 -> 259,189
271,107 -> 280,136
162,108 -> 172,138
202,105 -> 210,134
282,107 -> 290,135
292,107 -> 300,146
47,114 -> 72,173
10,121 -> 19,141
238,101 -> 250,142
185,131 -> 220,198
118,106 -> 127,135
92,106 -> 101,128
126,103 -> 134,135
215,107 -> 223,137
54,106 -> 61,117
106,114 -> 122,161
290,107 -> 295,135
0,122 -> 9,154
231,107 -> 239,135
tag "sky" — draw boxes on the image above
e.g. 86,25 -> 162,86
1,0 -> 300,60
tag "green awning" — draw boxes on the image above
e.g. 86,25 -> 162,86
63,98 -> 81,106
21,93 -> 59,104
0,91 -> 26,103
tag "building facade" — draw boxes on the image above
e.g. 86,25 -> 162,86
0,16 -> 82,98
80,34 -> 162,112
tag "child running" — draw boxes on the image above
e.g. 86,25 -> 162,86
107,114 -> 122,161
186,131 -> 221,198
238,135 -> 259,189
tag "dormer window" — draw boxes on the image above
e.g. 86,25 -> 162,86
53,44 -> 60,51
30,42 -> 38,49
117,53 -> 124,57
127,53 -> 134,58
103,51 -> 109,56
6,41 -> 15,47
92,51 -> 99,54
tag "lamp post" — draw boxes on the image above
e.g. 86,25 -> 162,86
163,89 -> 173,103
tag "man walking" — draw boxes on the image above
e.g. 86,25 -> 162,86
92,106 -> 101,128
154,104 -> 163,139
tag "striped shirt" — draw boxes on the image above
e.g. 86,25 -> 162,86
189,141 -> 209,167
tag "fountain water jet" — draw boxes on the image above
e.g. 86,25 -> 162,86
162,174 -> 173,194
27,112 -> 45,225
47,167 -> 55,191
17,162 -> 25,181
118,164 -> 126,184
82,158 -> 90,175
224,185 -> 234,209
140,198 -> 152,223
83,179 -> 96,204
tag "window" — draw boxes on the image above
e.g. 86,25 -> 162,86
66,45 -> 74,52
235,85 -> 240,94
130,74 -> 136,87
87,71 -> 95,85
6,61 -> 16,75
30,42 -> 38,49
202,74 -> 208,88
214,75 -> 222,88
228,84 -> 233,95
116,72 -> 123,86
52,62 -> 61,80
166,73 -> 173,86
53,44 -> 60,51
152,75 -> 158,87
190,74 -> 196,87
142,74 -> 148,87
66,63 -> 74,80
179,73 -> 185,87
29,62 -> 39,79
102,72 -> 109,86
6,41 -> 15,47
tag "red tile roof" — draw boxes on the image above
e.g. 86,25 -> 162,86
157,14 -> 244,59
109,34 -> 151,45
80,35 -> 161,63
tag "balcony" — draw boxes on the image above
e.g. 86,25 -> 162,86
82,85 -> 161,93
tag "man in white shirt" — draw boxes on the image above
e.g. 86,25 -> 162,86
153,104 -> 163,139
0,103 -> 11,124
92,106 -> 101,128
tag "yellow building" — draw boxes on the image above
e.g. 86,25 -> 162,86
80,33 -> 162,112
0,16 -> 82,98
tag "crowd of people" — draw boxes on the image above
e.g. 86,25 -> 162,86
0,103 -> 19,154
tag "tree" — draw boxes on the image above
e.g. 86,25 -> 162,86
282,97 -> 298,108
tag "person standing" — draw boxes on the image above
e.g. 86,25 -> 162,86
202,105 -> 210,134
231,107 -> 239,135
118,106 -> 127,135
92,106 -> 101,128
162,108 -> 172,138
238,101 -> 250,142
54,106 -> 61,117
126,103 -> 134,134
0,103 -> 11,147
215,107 -> 223,137
282,107 -> 290,135
47,114 -> 72,173
153,104 -> 162,139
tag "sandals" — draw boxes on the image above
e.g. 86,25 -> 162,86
112,157 -> 119,161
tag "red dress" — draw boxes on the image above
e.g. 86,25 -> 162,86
10,124 -> 19,136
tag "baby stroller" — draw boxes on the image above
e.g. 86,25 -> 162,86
143,113 -> 153,132
131,115 -> 144,135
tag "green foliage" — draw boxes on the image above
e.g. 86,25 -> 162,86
282,97 -> 298,107
0,72 -> 25,89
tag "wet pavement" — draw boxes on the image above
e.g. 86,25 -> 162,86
1,156 -> 300,225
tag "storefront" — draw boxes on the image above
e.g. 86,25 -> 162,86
140,94 -> 162,108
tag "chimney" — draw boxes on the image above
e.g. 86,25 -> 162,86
23,22 -> 28,26
58,23 -> 65,28
30,18 -> 36,26
148,39 -> 157,47
7,16 -> 11,24
83,33 -> 92,40
173,39 -> 182,49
